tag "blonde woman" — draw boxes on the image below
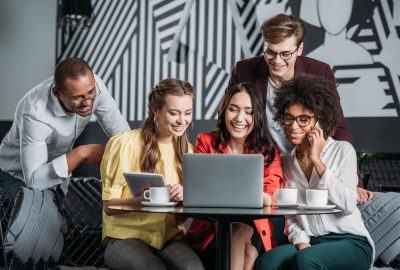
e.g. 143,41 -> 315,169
101,79 -> 204,270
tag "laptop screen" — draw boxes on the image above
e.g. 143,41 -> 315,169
183,153 -> 264,208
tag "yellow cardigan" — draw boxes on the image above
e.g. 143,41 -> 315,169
101,129 -> 193,249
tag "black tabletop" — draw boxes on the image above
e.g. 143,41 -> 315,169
110,205 -> 342,218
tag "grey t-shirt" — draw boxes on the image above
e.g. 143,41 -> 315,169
265,78 -> 293,156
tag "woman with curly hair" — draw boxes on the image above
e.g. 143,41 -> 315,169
256,74 -> 374,270
101,78 -> 204,270
186,82 -> 283,270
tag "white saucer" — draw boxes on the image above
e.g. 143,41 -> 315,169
298,204 -> 336,210
271,202 -> 299,208
141,201 -> 178,207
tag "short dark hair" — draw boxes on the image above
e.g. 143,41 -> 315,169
260,13 -> 306,46
273,74 -> 340,138
54,57 -> 93,90
215,82 -> 275,165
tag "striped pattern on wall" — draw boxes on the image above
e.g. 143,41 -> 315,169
57,0 -> 259,121
56,0 -> 400,120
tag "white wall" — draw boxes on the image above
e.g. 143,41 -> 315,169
0,0 -> 57,120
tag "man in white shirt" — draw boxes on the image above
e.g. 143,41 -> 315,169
0,58 -> 130,194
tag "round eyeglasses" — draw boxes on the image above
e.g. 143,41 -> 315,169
264,47 -> 299,61
56,81 -> 101,106
283,114 -> 316,127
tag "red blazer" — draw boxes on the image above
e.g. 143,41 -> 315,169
227,55 -> 362,186
185,131 -> 284,252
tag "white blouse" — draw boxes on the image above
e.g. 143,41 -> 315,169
282,137 -> 375,263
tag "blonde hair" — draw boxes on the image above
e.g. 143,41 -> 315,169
140,78 -> 195,183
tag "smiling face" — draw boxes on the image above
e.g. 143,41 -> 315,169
283,103 -> 317,145
264,35 -> 303,84
224,91 -> 254,143
154,94 -> 193,143
53,71 -> 97,117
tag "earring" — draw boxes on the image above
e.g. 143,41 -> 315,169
191,121 -> 194,131
153,117 -> 158,135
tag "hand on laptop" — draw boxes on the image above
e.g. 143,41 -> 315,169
263,193 -> 272,207
169,184 -> 183,202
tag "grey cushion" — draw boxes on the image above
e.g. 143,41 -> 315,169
359,192 -> 400,263
379,238 -> 400,265
4,187 -> 66,264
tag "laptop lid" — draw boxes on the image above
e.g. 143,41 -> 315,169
183,153 -> 264,208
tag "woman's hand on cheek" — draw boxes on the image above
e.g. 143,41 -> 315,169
308,125 -> 325,163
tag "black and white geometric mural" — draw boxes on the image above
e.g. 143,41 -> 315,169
56,0 -> 400,152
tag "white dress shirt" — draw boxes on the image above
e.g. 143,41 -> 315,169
0,75 -> 130,192
282,137 -> 375,263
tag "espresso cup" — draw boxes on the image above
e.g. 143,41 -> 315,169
306,189 -> 328,206
143,187 -> 170,203
275,188 -> 298,205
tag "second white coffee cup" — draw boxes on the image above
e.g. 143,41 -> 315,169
306,189 -> 328,206
275,188 -> 298,205
143,187 -> 171,203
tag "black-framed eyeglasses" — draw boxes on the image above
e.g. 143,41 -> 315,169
56,80 -> 102,106
264,47 -> 299,61
283,114 -> 316,127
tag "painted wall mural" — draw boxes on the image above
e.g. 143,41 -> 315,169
57,0 -> 400,152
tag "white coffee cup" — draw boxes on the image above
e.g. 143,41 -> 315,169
143,187 -> 170,203
275,188 -> 298,205
306,189 -> 328,206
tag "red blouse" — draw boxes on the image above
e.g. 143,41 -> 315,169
185,131 -> 284,252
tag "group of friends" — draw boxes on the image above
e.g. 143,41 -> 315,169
0,14 -> 376,270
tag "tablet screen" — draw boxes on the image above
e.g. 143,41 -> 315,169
123,172 -> 165,196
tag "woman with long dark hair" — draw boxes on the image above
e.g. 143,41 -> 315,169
186,82 -> 283,270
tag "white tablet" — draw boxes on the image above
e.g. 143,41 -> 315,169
123,172 -> 166,196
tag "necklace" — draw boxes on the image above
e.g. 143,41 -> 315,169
297,154 -> 309,167
296,150 -> 313,178
227,144 -> 244,154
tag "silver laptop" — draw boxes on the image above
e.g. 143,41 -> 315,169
183,153 -> 264,208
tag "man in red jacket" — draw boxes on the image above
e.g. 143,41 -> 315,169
228,13 -> 373,204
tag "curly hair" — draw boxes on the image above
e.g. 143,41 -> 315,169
140,78 -> 195,184
215,82 -> 275,165
273,74 -> 340,138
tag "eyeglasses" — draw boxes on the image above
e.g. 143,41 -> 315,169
264,47 -> 298,61
283,114 -> 316,127
57,81 -> 101,106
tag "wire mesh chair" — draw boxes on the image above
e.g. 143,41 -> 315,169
57,176 -> 105,267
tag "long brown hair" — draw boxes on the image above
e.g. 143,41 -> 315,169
140,78 -> 195,183
215,83 -> 275,165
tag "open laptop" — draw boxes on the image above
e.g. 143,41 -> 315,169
183,153 -> 264,208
